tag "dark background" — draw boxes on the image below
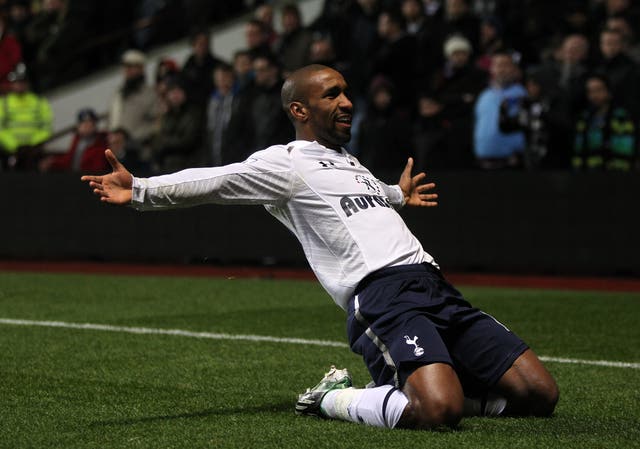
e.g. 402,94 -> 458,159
2,171 -> 638,277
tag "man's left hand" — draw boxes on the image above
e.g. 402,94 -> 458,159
398,157 -> 438,207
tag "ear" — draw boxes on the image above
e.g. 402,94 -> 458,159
289,101 -> 308,122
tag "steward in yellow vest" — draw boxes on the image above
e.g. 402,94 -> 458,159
0,64 -> 52,170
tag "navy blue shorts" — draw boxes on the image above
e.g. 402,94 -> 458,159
347,263 -> 528,396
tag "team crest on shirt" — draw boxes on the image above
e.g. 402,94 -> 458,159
355,175 -> 381,194
404,335 -> 425,357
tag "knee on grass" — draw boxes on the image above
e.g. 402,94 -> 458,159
399,395 -> 463,430
507,380 -> 560,417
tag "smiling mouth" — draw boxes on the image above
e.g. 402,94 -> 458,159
336,116 -> 352,127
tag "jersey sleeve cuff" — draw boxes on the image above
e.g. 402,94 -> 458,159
391,184 -> 406,209
131,176 -> 146,207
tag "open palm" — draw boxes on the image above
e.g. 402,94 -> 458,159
81,149 -> 133,205
398,157 -> 438,207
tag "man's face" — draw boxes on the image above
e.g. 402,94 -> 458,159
10,79 -> 28,93
245,23 -> 265,49
600,31 -> 623,59
123,64 -> 144,80
303,69 -> 353,149
166,86 -> 186,106
449,49 -> 470,68
490,54 -> 515,86
214,69 -> 234,93
377,13 -> 390,38
282,11 -> 300,34
562,35 -> 588,64
234,54 -> 252,75
586,78 -> 610,107
192,34 -> 209,57
402,0 -> 422,21
446,0 -> 467,18
253,58 -> 278,88
255,5 -> 273,26
77,119 -> 96,137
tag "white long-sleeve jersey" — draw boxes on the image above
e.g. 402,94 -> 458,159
131,140 -> 436,310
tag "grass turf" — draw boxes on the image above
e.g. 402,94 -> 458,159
0,271 -> 638,449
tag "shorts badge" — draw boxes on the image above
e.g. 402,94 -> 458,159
404,335 -> 425,357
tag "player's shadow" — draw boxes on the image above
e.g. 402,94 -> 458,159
90,400 -> 293,427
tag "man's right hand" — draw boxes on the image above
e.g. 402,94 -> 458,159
81,149 -> 133,205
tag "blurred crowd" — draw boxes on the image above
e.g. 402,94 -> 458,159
1,0 -> 640,177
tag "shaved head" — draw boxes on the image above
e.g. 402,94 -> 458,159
281,64 -> 333,118
280,64 -> 353,150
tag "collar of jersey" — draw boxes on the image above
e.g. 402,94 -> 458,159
286,140 -> 346,155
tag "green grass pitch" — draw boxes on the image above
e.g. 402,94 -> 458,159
0,271 -> 638,449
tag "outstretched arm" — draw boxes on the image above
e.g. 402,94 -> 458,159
398,157 -> 438,207
80,149 -> 133,205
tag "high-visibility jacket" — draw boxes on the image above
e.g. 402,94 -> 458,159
0,92 -> 53,153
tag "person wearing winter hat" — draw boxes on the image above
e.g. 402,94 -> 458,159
40,107 -> 109,172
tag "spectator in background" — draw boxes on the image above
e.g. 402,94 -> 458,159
422,0 -> 444,19
181,28 -> 224,110
6,0 -> 32,47
498,70 -> 552,170
442,0 -> 481,51
23,0 -> 87,90
420,35 -> 488,169
244,18 -> 272,59
605,15 -> 640,64
475,15 -> 505,72
594,27 -> 640,115
0,10 -> 22,94
153,56 -> 180,99
132,0 -> 185,49
107,49 -> 158,158
232,49 -> 255,94
108,127 -> 149,173
371,9 -> 418,113
473,52 -> 526,169
533,33 -> 591,168
156,57 -> 180,81
0,63 -> 52,171
274,3 -> 313,75
592,0 -> 640,38
401,0 -> 443,80
573,73 -> 637,171
412,91 -> 450,170
39,107 -> 109,173
22,0 -> 66,88
150,76 -> 204,173
308,0 -> 354,63
205,63 -> 237,166
225,53 -> 294,162
346,0 -> 380,102
499,2 -> 587,68
308,35 -> 338,67
254,3 -> 278,46
536,34 -> 590,96
403,0 -> 426,35
357,76 -> 413,182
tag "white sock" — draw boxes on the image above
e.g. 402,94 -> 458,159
321,385 -> 409,428
463,393 -> 507,416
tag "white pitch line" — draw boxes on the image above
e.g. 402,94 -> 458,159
0,318 -> 349,348
1,318 -> 639,370
538,356 -> 640,370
